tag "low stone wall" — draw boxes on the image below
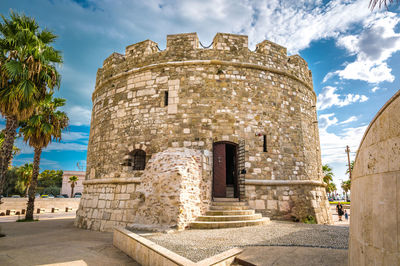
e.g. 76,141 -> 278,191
245,180 -> 332,224
75,178 -> 141,231
0,198 -> 80,214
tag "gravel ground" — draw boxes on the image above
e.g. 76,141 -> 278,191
130,221 -> 349,262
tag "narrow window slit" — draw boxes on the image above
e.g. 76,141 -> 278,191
263,134 -> 267,152
164,91 -> 169,106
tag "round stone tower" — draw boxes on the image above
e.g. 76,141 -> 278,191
75,33 -> 332,231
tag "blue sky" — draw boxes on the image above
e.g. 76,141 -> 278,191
1,0 -> 399,191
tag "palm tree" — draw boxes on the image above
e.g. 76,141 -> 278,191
20,94 -> 68,220
69,175 -> 78,198
0,11 -> 62,197
341,180 -> 351,202
322,164 -> 334,193
369,0 -> 398,9
328,182 -> 337,197
15,163 -> 33,196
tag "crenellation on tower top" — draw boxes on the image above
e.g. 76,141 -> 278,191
166,32 -> 199,51
288,55 -> 312,78
212,33 -> 248,51
125,39 -> 159,58
255,40 -> 287,57
103,52 -> 125,67
97,33 -> 313,92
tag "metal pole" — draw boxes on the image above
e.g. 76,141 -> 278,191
345,145 -> 352,179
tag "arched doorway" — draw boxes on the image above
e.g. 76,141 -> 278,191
213,141 -> 238,198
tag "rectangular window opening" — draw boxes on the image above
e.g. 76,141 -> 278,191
164,91 -> 169,106
263,134 -> 267,152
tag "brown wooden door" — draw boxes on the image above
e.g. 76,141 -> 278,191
213,143 -> 226,197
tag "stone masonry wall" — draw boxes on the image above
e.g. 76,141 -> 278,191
75,179 -> 140,231
76,148 -> 210,231
76,32 -> 331,230
246,183 -> 331,223
132,148 -> 210,230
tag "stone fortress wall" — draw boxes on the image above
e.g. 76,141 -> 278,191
75,33 -> 332,232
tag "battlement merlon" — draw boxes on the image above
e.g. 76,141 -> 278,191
125,39 -> 159,57
167,32 -> 199,50
213,33 -> 248,51
255,40 -> 287,57
102,52 -> 125,67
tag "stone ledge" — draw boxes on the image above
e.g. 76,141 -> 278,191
113,227 -> 243,266
83,177 -> 141,185
245,179 -> 326,187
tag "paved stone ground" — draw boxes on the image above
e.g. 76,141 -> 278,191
235,246 -> 348,266
141,221 -> 349,263
0,218 -> 139,266
0,207 -> 349,266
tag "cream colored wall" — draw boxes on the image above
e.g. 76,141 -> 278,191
61,171 -> 85,197
0,198 -> 80,214
349,89 -> 400,265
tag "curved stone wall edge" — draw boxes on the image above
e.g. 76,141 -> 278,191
354,89 -> 400,166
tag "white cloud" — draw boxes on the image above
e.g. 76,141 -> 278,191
371,86 -> 386,92
15,139 -> 87,154
12,158 -> 61,168
317,86 -> 368,110
325,12 -> 400,83
320,125 -> 366,164
318,113 -> 367,164
338,116 -> 358,125
246,0 -> 372,53
318,113 -> 338,128
64,105 -> 92,126
44,142 -> 87,152
61,131 -> 89,142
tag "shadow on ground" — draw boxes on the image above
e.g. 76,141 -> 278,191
0,218 -> 139,266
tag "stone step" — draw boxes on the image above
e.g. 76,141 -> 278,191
212,201 -> 247,206
213,197 -> 239,202
205,210 -> 255,216
190,217 -> 270,229
209,205 -> 249,210
197,214 -> 262,222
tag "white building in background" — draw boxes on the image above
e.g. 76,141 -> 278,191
61,171 -> 85,197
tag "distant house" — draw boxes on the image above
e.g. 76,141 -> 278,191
61,171 -> 85,197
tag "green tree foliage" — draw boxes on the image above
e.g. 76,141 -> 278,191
15,163 -> 33,196
36,169 -> 63,195
0,11 -> 62,197
322,164 -> 336,194
2,166 -> 18,196
342,180 -> 351,201
20,94 -> 68,220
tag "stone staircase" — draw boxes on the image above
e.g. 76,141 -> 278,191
190,198 -> 269,229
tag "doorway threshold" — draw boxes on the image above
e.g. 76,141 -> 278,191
213,197 -> 239,202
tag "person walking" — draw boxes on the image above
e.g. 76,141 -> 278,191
344,209 -> 349,221
336,202 -> 344,221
